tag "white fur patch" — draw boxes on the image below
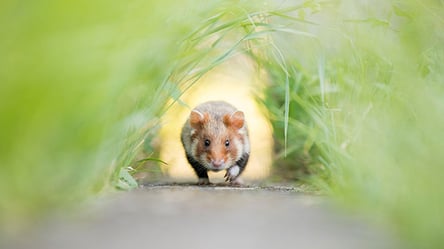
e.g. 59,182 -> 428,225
233,139 -> 243,161
243,139 -> 250,154
228,165 -> 240,178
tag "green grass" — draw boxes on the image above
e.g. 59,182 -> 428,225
1,1 -> 444,248
256,1 -> 444,248
0,0 -> 222,230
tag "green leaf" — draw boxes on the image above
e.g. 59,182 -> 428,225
116,167 -> 138,190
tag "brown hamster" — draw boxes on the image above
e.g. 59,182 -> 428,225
180,101 -> 250,184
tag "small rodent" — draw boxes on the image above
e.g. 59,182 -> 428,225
181,101 -> 250,184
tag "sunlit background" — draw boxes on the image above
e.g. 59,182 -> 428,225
1,0 -> 444,248
159,54 -> 273,182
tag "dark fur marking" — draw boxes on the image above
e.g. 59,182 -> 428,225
235,153 -> 249,175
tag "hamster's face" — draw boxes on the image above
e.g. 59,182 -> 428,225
193,129 -> 240,171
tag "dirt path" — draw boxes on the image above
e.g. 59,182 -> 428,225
6,184 -> 399,249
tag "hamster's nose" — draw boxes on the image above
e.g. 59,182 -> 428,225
211,159 -> 225,168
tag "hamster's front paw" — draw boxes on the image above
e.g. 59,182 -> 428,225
224,165 -> 240,183
197,178 -> 210,185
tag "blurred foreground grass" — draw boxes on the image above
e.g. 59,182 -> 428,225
262,1 -> 444,248
1,0 -> 444,248
0,0 -> 220,229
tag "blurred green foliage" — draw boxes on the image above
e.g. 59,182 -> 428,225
0,0 -> 221,229
263,64 -> 328,181
260,1 -> 444,248
1,0 -> 444,248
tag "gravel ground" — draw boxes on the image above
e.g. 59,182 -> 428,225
4,184 -> 400,249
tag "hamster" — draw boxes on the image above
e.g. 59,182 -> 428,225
180,101 -> 250,184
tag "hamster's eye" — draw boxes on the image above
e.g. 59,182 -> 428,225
204,139 -> 211,147
225,140 -> 230,147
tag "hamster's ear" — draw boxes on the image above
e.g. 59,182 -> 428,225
190,110 -> 208,129
224,111 -> 244,130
